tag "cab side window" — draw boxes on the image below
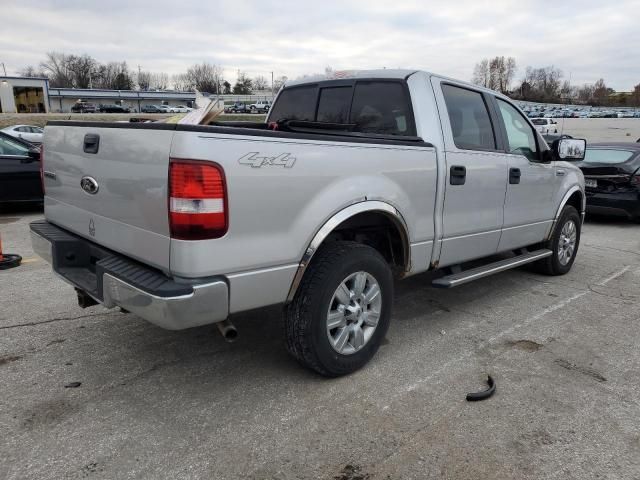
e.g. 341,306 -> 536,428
497,99 -> 539,161
442,84 -> 496,151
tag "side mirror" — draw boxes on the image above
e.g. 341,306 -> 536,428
552,138 -> 586,161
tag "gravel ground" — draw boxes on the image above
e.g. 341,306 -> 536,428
0,205 -> 639,479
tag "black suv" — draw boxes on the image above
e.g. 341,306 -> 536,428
70,103 -> 97,113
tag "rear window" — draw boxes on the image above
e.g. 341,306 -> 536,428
583,149 -> 635,164
317,86 -> 351,123
269,80 -> 416,136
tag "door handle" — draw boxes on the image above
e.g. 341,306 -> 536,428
450,165 -> 466,185
509,167 -> 521,184
83,133 -> 100,154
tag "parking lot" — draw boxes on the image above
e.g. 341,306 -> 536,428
1,202 -> 639,479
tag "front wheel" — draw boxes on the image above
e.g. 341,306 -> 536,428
533,205 -> 581,275
284,241 -> 393,376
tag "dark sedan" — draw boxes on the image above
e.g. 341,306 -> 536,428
141,105 -> 164,113
577,143 -> 640,222
99,104 -> 131,113
0,131 -> 43,203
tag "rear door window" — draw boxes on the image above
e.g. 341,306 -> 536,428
441,84 -> 496,150
268,85 -> 317,122
349,82 -> 415,135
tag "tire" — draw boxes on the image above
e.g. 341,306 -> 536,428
533,205 -> 581,275
284,241 -> 394,377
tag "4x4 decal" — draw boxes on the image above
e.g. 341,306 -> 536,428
238,152 -> 296,168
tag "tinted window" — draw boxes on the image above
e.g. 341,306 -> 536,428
497,99 -> 539,161
0,135 -> 31,156
349,82 -> 414,135
531,119 -> 546,125
268,85 -> 317,122
442,85 -> 495,150
583,149 -> 635,164
317,87 -> 351,123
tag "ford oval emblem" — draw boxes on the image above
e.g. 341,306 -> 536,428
80,176 -> 99,195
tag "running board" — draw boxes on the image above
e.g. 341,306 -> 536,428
432,249 -> 553,288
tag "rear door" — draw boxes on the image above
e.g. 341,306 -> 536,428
492,97 -> 556,251
431,79 -> 508,266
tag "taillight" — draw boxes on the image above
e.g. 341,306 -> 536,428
39,146 -> 45,194
169,159 -> 227,240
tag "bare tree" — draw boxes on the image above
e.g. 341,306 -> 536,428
516,66 -> 563,102
472,56 -> 516,93
19,65 -> 47,78
592,78 -> 608,106
253,75 -> 268,91
40,52 -> 74,87
150,72 -> 169,90
232,71 -> 253,94
631,83 -> 640,108
171,73 -> 192,91
185,62 -> 224,93
472,59 -> 490,88
138,70 -> 152,90
273,75 -> 288,91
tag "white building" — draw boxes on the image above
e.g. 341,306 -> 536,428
48,87 -> 198,113
0,76 -> 50,113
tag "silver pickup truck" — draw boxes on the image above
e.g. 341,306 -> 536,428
30,69 -> 586,376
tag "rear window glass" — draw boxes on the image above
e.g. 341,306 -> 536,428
442,84 -> 496,150
268,85 -> 317,122
349,82 -> 414,135
583,149 -> 635,163
317,87 -> 351,124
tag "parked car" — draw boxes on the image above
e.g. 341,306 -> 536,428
71,102 -> 98,113
171,105 -> 192,113
156,105 -> 175,113
98,104 -> 131,113
577,143 -> 640,222
31,69 -> 586,376
249,100 -> 272,113
141,105 -> 165,113
0,131 -> 43,203
224,102 -> 248,113
1,125 -> 44,145
531,118 -> 559,134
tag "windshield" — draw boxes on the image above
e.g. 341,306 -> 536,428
0,135 -> 32,156
583,149 -> 635,164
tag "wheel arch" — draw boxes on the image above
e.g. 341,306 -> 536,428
286,201 -> 410,302
547,185 -> 584,240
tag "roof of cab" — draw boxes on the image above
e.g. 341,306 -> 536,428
283,68 -> 511,101
284,69 -> 419,87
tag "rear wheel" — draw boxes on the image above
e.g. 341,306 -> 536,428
533,205 -> 581,275
284,241 -> 393,376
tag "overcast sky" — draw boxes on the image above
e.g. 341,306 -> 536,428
1,0 -> 639,90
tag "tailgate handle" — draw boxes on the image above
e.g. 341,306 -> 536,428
83,134 -> 100,154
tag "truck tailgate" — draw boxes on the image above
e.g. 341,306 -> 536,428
43,124 -> 174,272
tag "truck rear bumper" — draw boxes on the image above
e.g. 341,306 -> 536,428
30,220 -> 229,330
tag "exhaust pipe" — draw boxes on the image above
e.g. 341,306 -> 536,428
216,319 -> 238,343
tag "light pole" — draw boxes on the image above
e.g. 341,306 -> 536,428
1,62 -> 6,76
271,71 -> 274,99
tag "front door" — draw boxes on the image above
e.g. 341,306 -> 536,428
432,80 -> 508,267
492,98 -> 556,252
